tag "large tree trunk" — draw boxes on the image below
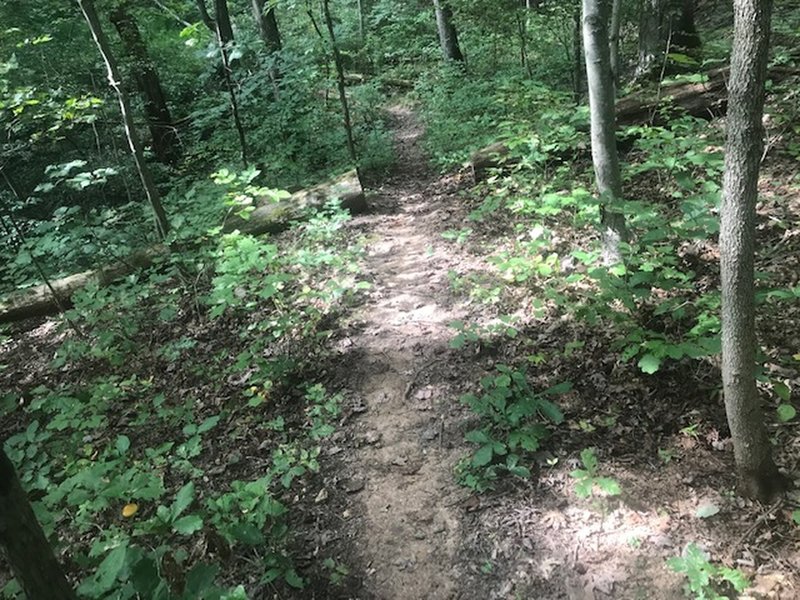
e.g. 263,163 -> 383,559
214,0 -> 234,46
583,0 -> 627,262
670,0 -> 701,51
78,0 -> 170,240
251,0 -> 282,54
432,0 -> 464,62
0,171 -> 365,324
719,0 -> 785,502
0,446 -> 76,600
109,3 -> 180,166
636,0 -> 666,79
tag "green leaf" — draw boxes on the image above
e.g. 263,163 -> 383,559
580,448 -> 597,471
172,481 -> 195,519
173,515 -> 203,535
185,562 -> 219,596
638,354 -> 661,374
544,381 -> 573,396
115,435 -> 130,455
80,543 -> 128,595
197,415 -> 221,434
465,429 -> 491,444
229,523 -> 265,545
719,567 -> 750,592
774,382 -> 792,402
596,477 -> 621,496
777,404 -> 796,422
538,399 -> 564,424
574,479 -> 593,499
284,568 -> 304,589
472,444 -> 494,467
130,555 -> 160,596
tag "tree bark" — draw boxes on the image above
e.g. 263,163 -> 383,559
0,446 -> 76,600
583,0 -> 627,262
0,171 -> 364,324
670,0 -> 701,51
719,0 -> 785,502
609,0 -> 622,88
251,0 -> 282,97
573,5 -> 584,103
78,0 -> 170,240
109,3 -> 180,166
322,0 -> 358,165
432,0 -> 464,62
636,0 -> 666,79
251,0 -> 282,53
214,0 -> 235,46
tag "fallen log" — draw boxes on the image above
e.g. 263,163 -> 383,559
222,169 -> 366,236
0,245 -> 169,325
469,66 -> 799,182
0,170 -> 366,324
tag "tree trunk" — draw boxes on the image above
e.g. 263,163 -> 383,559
573,5 -> 584,103
109,3 -> 180,166
356,0 -> 365,40
670,0 -> 701,50
583,0 -> 627,262
214,0 -> 235,46
719,0 -> 785,502
609,0 -> 622,88
636,0 -> 666,79
0,446 -> 76,600
78,0 -> 170,240
251,0 -> 283,96
322,0 -> 358,165
196,0 -> 216,31
251,0 -> 282,53
432,0 -> 464,62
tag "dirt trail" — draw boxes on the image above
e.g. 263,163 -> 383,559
339,105 -> 471,599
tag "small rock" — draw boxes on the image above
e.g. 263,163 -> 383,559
314,488 -> 329,504
421,426 -> 438,442
342,509 -> 352,519
344,478 -> 365,494
365,431 -> 382,445
651,533 -> 674,548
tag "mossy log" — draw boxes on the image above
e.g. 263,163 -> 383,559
0,245 -> 168,325
222,169 -> 365,236
0,170 -> 365,324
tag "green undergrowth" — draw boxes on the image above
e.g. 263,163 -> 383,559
416,65 -> 577,169
1,187 -> 368,598
449,103 -> 800,490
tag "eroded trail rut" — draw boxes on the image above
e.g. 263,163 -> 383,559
333,106 -> 471,599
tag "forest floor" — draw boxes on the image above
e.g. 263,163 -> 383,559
301,106 -> 800,599
3,105 -> 800,600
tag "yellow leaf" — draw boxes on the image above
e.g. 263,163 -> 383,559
122,503 -> 139,518
793,354 -> 800,362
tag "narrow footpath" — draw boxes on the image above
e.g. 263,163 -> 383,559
332,105 -> 474,599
